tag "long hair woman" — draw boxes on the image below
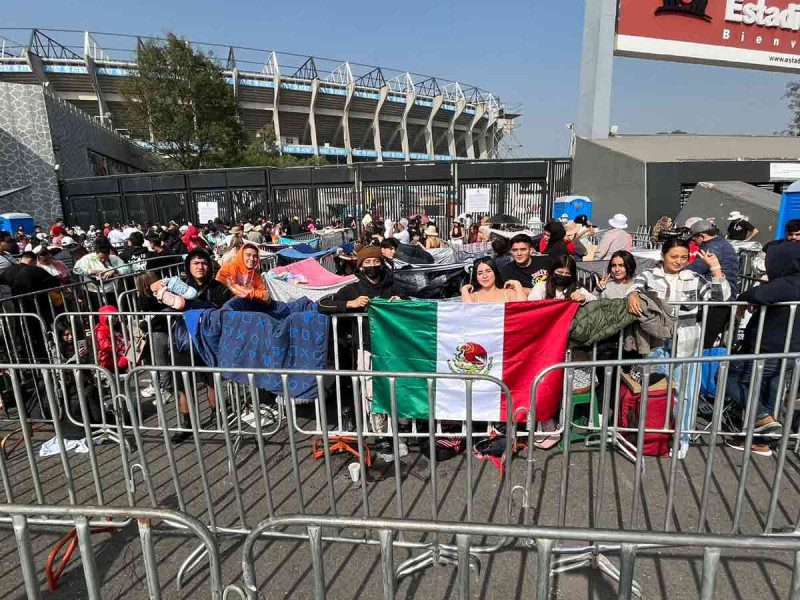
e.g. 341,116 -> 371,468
596,250 -> 636,299
528,254 -> 595,303
461,257 -> 526,303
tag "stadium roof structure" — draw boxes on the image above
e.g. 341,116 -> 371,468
0,29 -> 520,163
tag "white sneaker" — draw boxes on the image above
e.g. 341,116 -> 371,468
140,384 -> 157,398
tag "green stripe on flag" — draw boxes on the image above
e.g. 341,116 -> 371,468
368,299 -> 438,419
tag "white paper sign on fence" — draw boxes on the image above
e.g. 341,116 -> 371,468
465,188 -> 491,213
197,201 -> 219,223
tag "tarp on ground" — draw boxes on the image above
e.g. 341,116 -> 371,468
276,244 -> 336,261
427,246 -> 458,265
265,258 -> 356,302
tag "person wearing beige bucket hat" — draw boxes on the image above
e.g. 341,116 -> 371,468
424,225 -> 442,249
594,213 -> 633,261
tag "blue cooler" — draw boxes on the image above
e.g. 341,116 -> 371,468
0,213 -> 34,235
552,196 -> 592,221
777,181 -> 800,240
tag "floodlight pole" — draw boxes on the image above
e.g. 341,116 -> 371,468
576,0 -> 617,142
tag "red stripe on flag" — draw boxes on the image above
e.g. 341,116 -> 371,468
500,300 -> 580,423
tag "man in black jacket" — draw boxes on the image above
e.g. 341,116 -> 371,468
118,232 -> 152,266
318,245 -> 404,444
318,245 -> 403,315
725,240 -> 800,456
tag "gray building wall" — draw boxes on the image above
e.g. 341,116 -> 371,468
44,93 -> 150,179
0,82 -> 62,224
570,137 -> 647,229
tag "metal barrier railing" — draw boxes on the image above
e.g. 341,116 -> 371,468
0,503 -> 223,600
229,514 -> 800,600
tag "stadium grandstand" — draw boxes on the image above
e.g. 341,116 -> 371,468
0,28 -> 521,163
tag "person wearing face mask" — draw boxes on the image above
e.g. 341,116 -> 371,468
596,251 -> 637,299
528,254 -> 596,303
318,246 -> 404,314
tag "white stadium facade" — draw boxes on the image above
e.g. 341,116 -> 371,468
0,29 -> 520,163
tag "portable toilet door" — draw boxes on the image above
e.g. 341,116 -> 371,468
552,196 -> 592,221
0,213 -> 34,236
777,181 -> 800,240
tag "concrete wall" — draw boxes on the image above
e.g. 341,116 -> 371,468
570,137 -> 647,229
0,82 -> 62,224
44,93 -> 150,179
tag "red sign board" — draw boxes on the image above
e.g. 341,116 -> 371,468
616,0 -> 800,71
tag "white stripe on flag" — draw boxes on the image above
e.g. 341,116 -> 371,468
435,302 -> 505,421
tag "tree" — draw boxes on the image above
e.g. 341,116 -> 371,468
120,33 -> 246,169
240,127 -> 327,167
785,82 -> 800,136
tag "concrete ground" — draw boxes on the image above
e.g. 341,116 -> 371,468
0,395 -> 799,600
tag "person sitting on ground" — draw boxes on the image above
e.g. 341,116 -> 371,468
117,231 -> 152,268
449,220 -> 465,245
492,237 -> 512,268
651,216 -> 674,243
784,219 -> 800,242
595,214 -> 633,261
35,245 -> 71,285
685,219 -> 740,347
626,238 -> 730,459
723,239 -> 800,457
467,223 -> 481,244
537,220 -> 575,259
215,242 -> 270,303
499,233 -> 552,294
596,250 -> 636,299
392,221 -> 410,245
424,225 -> 442,249
380,238 -> 399,263
726,211 -> 759,242
528,254 -> 596,303
462,257 -> 526,303
181,224 -> 207,253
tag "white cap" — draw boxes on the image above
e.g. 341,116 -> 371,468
60,236 -> 76,247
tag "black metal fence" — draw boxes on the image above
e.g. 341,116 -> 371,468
60,158 -> 572,230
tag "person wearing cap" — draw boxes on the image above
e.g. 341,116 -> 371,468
594,214 -> 633,261
318,246 -> 404,315
726,211 -> 759,242
685,219 -> 739,347
245,224 -> 266,245
288,216 -> 304,236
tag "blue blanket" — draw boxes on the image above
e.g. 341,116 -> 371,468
181,297 -> 329,399
276,245 -> 336,261
279,236 -> 320,249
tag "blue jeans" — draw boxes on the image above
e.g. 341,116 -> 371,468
726,359 -> 790,421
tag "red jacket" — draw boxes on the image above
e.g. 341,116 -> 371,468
94,306 -> 129,371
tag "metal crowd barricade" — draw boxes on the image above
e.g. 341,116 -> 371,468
231,514 -> 800,600
0,503 -> 223,600
111,364 -> 516,588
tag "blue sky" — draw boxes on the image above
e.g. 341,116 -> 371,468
4,0 -> 797,156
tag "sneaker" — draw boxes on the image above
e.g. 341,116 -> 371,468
165,276 -> 198,300
725,438 -> 773,457
155,288 -> 186,310
139,384 -> 157,399
754,415 -> 783,435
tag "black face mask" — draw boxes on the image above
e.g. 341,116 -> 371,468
363,266 -> 383,280
552,273 -> 572,288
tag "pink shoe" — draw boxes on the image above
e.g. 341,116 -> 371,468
534,419 -> 560,450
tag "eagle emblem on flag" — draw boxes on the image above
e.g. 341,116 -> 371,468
448,342 -> 493,375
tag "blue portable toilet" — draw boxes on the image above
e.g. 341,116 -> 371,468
0,213 -> 34,236
777,181 -> 800,240
552,196 -> 592,221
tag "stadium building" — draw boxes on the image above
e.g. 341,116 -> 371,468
0,29 -> 520,164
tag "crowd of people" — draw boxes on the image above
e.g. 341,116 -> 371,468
1,205 -> 798,459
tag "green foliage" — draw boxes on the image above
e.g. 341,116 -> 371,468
120,33 -> 246,169
785,82 -> 800,136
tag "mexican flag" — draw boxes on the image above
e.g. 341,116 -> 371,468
368,299 -> 580,422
